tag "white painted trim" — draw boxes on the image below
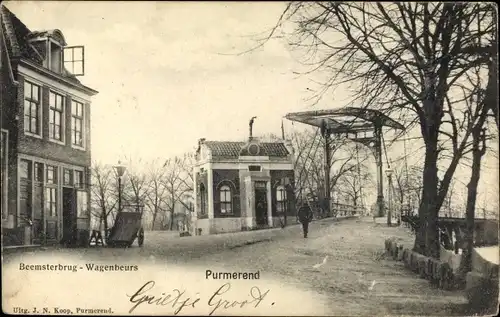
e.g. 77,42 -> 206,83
266,181 -> 273,226
24,131 -> 43,140
239,156 -> 270,161
17,153 -> 87,170
207,165 -> 214,219
211,162 -> 293,171
244,176 -> 254,227
16,157 -> 21,228
18,65 -> 93,102
27,36 -> 49,43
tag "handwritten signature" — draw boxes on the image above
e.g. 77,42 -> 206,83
127,281 -> 271,315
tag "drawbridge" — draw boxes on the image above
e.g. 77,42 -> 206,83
285,107 -> 406,223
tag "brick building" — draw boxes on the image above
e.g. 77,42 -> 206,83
193,137 -> 295,235
1,5 -> 98,246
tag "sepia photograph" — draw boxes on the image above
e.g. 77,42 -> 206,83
1,1 -> 499,316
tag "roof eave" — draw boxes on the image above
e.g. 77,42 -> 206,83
17,58 -> 98,96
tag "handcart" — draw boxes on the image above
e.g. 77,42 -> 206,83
106,204 -> 145,247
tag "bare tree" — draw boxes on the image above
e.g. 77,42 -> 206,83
248,2 -> 496,257
121,157 -> 149,207
291,128 -> 362,216
144,159 -> 169,230
89,162 -> 118,235
161,155 -> 194,230
337,163 -> 372,209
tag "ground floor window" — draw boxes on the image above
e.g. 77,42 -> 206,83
76,190 -> 89,217
45,187 -> 57,217
199,183 -> 207,215
17,158 -> 88,224
220,185 -> 232,214
276,185 -> 287,213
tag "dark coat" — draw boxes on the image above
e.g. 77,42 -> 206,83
298,205 -> 313,223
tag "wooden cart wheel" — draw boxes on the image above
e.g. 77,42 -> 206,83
138,228 -> 144,247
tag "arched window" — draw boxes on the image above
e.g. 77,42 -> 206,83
276,185 -> 286,213
220,185 -> 232,214
199,183 -> 206,215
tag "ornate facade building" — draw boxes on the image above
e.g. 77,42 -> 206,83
192,136 -> 295,235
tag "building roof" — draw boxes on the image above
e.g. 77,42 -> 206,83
203,141 -> 290,158
1,5 -> 82,84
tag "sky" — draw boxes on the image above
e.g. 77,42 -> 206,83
7,1 -> 318,163
5,1 -> 498,212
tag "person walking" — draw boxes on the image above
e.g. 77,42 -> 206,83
298,204 -> 314,238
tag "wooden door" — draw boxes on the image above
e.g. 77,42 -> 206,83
62,188 -> 77,245
32,183 -> 44,244
255,184 -> 268,226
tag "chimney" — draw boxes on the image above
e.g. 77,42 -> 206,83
196,138 -> 206,156
249,116 -> 257,141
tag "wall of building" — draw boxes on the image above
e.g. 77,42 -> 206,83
193,144 -> 296,235
2,72 -> 93,246
210,217 -> 242,234
16,75 -> 91,167
1,31 -> 22,244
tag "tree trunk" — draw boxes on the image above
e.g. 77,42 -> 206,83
459,113 -> 488,277
152,208 -> 158,231
415,107 -> 441,258
169,201 -> 176,231
101,208 -> 109,242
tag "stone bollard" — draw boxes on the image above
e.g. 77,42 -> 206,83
428,258 -> 440,286
437,262 -> 453,290
403,249 -> 411,268
410,251 -> 418,273
390,242 -> 397,259
396,245 -> 404,261
418,256 -> 428,278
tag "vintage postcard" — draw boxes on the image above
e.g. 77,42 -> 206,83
1,1 -> 499,316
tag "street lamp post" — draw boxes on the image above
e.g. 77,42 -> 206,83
114,161 -> 127,213
385,168 -> 393,226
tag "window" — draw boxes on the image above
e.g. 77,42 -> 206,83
24,81 -> 41,135
46,166 -> 57,184
220,185 -> 232,214
1,130 -> 7,220
63,168 -> 73,186
199,183 -> 206,215
19,160 -> 32,180
34,162 -> 44,182
276,185 -> 287,213
74,170 -> 84,188
71,101 -> 84,147
45,187 -> 57,217
76,191 -> 89,217
49,92 -> 64,141
64,46 -> 85,76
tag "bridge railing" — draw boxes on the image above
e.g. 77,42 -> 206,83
401,215 -> 499,253
294,199 -> 364,219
